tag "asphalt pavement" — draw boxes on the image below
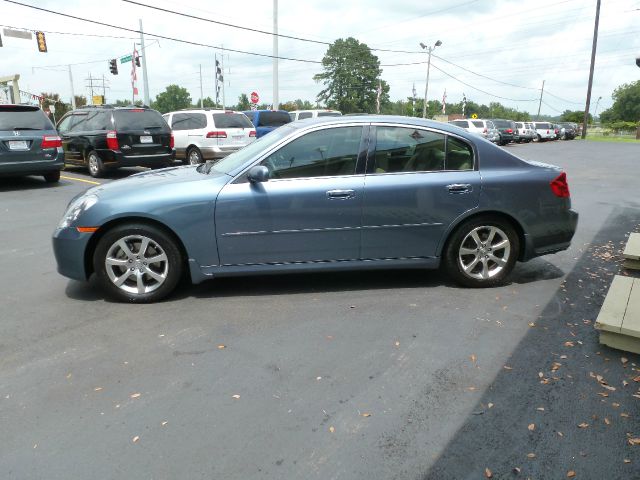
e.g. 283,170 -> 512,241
1,141 -> 639,479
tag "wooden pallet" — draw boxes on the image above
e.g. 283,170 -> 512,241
623,232 -> 640,270
595,275 -> 640,354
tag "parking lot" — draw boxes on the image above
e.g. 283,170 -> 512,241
1,140 -> 639,479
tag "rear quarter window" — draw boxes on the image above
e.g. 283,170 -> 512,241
113,110 -> 167,131
258,111 -> 292,127
471,121 -> 484,128
212,113 -> 254,129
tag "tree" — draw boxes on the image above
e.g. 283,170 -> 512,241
74,95 -> 87,108
235,93 -> 251,111
152,85 -> 192,113
561,109 -> 590,124
599,80 -> 640,124
314,37 -> 388,114
40,92 -> 70,121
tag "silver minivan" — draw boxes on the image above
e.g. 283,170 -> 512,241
163,109 -> 256,164
449,119 -> 500,143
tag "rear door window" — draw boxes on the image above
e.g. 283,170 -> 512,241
446,137 -> 474,170
113,109 -> 167,131
374,127 -> 445,173
84,111 -> 111,131
317,111 -> 341,117
471,121 -> 484,128
212,113 -> 254,129
450,120 -> 468,128
258,111 -> 292,127
298,112 -> 312,120
69,113 -> 89,132
0,106 -> 54,131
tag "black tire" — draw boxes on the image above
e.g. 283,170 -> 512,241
93,223 -> 184,303
43,170 -> 60,183
443,216 -> 519,288
86,150 -> 106,178
186,147 -> 203,165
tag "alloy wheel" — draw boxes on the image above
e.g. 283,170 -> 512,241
457,225 -> 511,280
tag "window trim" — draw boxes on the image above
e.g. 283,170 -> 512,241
365,123 -> 477,175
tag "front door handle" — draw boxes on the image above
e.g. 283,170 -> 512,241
326,189 -> 356,200
446,183 -> 472,194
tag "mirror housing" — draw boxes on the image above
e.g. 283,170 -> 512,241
247,165 -> 270,183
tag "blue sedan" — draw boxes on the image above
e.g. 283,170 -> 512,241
53,116 -> 578,303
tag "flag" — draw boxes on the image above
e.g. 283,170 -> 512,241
462,92 -> 467,116
412,82 -> 416,115
131,47 -> 139,97
442,89 -> 447,114
376,79 -> 382,114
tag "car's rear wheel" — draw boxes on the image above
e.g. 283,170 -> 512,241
93,223 -> 184,303
443,216 -> 519,288
87,150 -> 106,178
186,147 -> 203,165
43,170 -> 60,183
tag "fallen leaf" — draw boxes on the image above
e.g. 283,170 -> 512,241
528,423 -> 536,431
161,421 -> 168,426
596,375 -> 604,383
132,436 -> 140,443
94,387 -> 103,392
624,459 -> 631,464
217,345 -> 226,349
326,335 -> 334,340
527,453 -> 536,459
560,355 -> 568,359
361,413 -> 371,417
623,381 -> 629,387
485,467 -> 493,478
231,394 -> 240,399
394,341 -> 400,347
622,357 -> 629,364
487,402 -> 494,409
528,322 -> 536,327
564,341 -> 575,347
513,467 -> 521,474
612,403 -> 620,408
470,354 -> 477,363
567,471 -> 576,478
316,376 -> 322,380
558,431 -> 564,437
578,422 -> 589,428
467,386 -> 477,391
503,365 -> 513,370
537,407 -> 545,411
621,413 -> 630,418
130,393 -> 141,399
604,418 -> 611,425
597,392 -> 609,397
603,385 -> 617,391
66,373 -> 72,379
329,426 -> 335,433
627,438 -> 640,446
538,372 -> 544,378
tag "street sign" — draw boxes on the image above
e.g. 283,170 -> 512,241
49,104 -> 55,113
120,55 -> 133,64
471,113 -> 478,119
3,28 -> 32,40
250,91 -> 259,104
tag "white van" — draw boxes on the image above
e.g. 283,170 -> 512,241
532,122 -> 556,142
289,109 -> 342,121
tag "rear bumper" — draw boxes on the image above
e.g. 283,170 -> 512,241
521,209 -> 579,261
100,149 -> 175,168
52,227 -> 93,281
0,150 -> 64,176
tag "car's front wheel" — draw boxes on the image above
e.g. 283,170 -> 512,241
93,223 -> 184,303
443,216 -> 519,288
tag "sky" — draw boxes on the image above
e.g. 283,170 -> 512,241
1,0 -> 639,116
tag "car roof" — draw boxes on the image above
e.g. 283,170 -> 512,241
0,104 -> 41,111
168,109 -> 242,114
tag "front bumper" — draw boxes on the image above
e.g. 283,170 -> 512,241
52,227 -> 94,281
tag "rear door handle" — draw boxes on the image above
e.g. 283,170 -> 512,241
326,189 -> 356,200
446,183 -> 472,194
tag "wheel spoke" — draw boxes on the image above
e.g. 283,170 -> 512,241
117,239 -> 134,258
480,258 -> 490,279
470,230 -> 482,248
115,271 -> 134,286
146,253 -> 167,265
463,255 -> 480,273
489,254 -> 507,267
487,227 -> 497,244
106,257 -> 129,267
492,239 -> 509,251
459,247 -> 477,256
145,268 -> 166,283
139,237 -> 150,257
136,273 -> 146,294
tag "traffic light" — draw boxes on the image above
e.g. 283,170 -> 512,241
35,31 -> 47,52
135,55 -> 141,67
109,59 -> 118,75
636,56 -> 640,68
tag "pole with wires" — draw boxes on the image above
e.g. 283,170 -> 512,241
139,18 -> 150,106
537,80 -> 545,119
582,0 -> 601,139
68,64 -> 76,110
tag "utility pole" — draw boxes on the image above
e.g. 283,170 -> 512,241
419,40 -> 442,118
221,49 -> 226,109
102,74 -> 106,102
139,19 -> 150,106
199,64 -> 203,108
273,0 -> 279,110
582,0 -> 601,139
68,64 -> 76,110
537,80 -> 545,119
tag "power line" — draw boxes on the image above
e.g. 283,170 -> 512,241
3,0 -> 322,64
0,23 -> 138,39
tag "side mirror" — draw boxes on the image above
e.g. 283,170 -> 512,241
247,165 -> 270,183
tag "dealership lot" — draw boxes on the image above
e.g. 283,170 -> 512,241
1,141 -> 639,479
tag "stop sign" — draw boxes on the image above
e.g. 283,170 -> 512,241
250,91 -> 259,104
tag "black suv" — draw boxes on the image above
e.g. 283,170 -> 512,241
57,105 -> 174,177
0,104 -> 64,183
491,119 -> 517,145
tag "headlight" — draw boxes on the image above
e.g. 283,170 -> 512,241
58,194 -> 98,229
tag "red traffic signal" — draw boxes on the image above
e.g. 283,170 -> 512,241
35,31 -> 47,52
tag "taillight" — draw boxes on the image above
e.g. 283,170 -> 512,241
106,130 -> 119,150
170,133 -> 175,149
506,128 -> 513,134
550,172 -> 570,198
249,130 -> 256,137
206,131 -> 227,138
546,130 -> 550,134
483,128 -> 487,134
41,135 -> 62,149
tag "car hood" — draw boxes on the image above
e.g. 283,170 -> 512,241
86,165 -> 230,199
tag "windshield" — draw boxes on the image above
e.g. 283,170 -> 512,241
199,124 -> 296,175
0,106 -> 54,130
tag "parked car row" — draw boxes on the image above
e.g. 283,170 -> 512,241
449,118 -> 579,145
